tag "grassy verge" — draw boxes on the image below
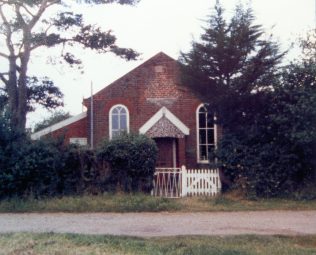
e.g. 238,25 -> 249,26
0,193 -> 316,213
1,233 -> 316,255
0,194 -> 179,213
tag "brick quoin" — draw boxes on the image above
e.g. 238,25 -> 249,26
36,52 -> 218,169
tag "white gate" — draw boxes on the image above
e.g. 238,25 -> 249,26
182,167 -> 221,196
152,168 -> 181,198
153,166 -> 221,198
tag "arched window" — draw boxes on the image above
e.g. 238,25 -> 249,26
196,104 -> 216,163
109,104 -> 129,139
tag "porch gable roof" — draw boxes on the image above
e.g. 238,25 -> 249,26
139,107 -> 190,137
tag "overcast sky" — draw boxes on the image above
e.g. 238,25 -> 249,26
27,0 -> 315,128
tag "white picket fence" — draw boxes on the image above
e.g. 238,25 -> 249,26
152,166 -> 221,198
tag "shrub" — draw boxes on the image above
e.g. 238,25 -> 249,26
0,120 -> 101,199
217,81 -> 316,198
1,116 -> 158,198
218,134 -> 310,198
61,145 -> 103,195
97,133 -> 158,193
0,136 -> 63,198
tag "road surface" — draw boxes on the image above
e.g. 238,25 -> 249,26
0,211 -> 315,237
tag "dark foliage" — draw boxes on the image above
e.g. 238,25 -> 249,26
0,116 -> 102,198
33,110 -> 71,132
180,2 -> 316,198
97,133 -> 158,193
180,2 -> 284,114
0,119 -> 157,198
0,76 -> 64,113
27,76 -> 64,112
216,60 -> 316,198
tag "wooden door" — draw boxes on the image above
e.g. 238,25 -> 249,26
154,138 -> 177,168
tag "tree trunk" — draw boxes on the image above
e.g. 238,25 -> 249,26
7,55 -> 19,128
17,54 -> 29,130
6,54 -> 29,130
15,26 -> 32,130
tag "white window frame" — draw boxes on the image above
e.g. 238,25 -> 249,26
109,104 -> 130,139
196,104 -> 217,164
69,137 -> 88,146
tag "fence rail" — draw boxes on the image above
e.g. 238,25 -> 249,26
153,166 -> 221,198
182,168 -> 221,196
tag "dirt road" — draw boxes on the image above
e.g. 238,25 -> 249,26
0,211 -> 316,237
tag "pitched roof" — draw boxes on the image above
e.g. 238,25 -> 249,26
146,116 -> 185,138
83,52 -> 178,105
139,107 -> 189,138
31,111 -> 87,140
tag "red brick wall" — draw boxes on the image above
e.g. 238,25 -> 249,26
83,52 -> 211,168
47,116 -> 88,143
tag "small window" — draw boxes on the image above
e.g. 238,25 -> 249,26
109,104 -> 129,139
69,137 -> 88,146
196,104 -> 216,163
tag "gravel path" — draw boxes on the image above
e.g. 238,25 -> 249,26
0,211 -> 316,237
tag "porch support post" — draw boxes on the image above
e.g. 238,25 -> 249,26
172,139 -> 177,168
178,137 -> 186,166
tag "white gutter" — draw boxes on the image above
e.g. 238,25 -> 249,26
31,111 -> 87,140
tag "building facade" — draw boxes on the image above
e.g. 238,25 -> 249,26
32,52 -> 219,169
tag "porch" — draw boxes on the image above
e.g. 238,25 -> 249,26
139,106 -> 221,197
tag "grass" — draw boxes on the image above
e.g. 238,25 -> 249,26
1,233 -> 316,255
0,193 -> 316,213
0,193 -> 180,213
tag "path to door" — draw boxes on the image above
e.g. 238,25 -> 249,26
1,211 -> 316,237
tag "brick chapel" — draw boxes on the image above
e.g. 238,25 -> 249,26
32,52 -> 219,169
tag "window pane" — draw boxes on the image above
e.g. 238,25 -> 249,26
199,113 -> 206,128
199,129 -> 207,144
112,108 -> 119,114
120,107 -> 126,114
199,106 -> 207,114
207,113 -> 214,127
207,129 -> 214,144
200,145 -> 207,161
120,114 -> 127,130
208,145 -> 215,160
112,115 -> 119,129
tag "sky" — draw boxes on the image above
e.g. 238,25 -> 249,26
26,0 -> 315,128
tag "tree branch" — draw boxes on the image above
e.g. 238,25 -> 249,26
28,0 -> 59,30
0,72 -> 8,85
19,3 -> 35,18
0,5 -> 15,56
0,52 -> 9,59
15,4 -> 27,27
29,38 -> 63,51
46,0 -> 61,8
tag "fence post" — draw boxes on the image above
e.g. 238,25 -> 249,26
181,165 -> 187,197
217,168 -> 222,193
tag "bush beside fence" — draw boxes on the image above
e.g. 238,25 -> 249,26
0,116 -> 157,199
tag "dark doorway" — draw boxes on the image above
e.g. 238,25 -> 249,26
154,138 -> 178,168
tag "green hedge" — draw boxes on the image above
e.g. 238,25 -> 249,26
0,138 -> 100,198
0,116 -> 158,198
97,133 -> 158,192
217,81 -> 316,198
